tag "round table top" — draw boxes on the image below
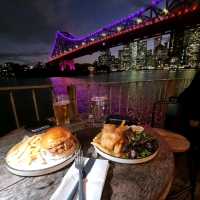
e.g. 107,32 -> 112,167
153,128 -> 190,153
0,123 -> 174,200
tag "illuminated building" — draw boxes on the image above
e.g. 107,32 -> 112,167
146,49 -> 154,69
119,45 -> 132,71
154,42 -> 169,68
136,40 -> 147,69
186,26 -> 200,68
0,63 -> 15,79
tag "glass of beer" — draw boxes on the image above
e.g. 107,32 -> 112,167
53,94 -> 70,126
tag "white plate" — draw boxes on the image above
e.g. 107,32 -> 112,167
5,150 -> 78,177
93,145 -> 159,164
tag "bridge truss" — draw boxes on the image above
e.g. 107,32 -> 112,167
49,0 -> 200,64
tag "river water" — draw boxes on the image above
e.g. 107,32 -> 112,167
0,69 -> 197,86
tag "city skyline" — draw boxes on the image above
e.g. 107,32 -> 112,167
0,0 -> 149,64
75,34 -> 170,64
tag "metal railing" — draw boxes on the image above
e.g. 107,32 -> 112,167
0,78 -> 192,131
0,84 -> 53,128
52,78 -> 192,125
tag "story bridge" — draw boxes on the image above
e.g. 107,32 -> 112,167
48,0 -> 200,66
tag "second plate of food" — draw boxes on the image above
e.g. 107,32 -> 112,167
91,123 -> 159,164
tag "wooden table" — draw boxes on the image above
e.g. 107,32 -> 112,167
153,128 -> 190,153
0,123 -> 174,200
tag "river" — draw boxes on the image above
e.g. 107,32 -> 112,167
0,69 -> 197,86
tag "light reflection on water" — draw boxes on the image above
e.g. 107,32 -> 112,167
0,69 -> 196,86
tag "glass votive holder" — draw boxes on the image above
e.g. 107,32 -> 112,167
89,96 -> 109,122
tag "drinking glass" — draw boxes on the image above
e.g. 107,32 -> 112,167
53,94 -> 70,126
89,96 -> 109,122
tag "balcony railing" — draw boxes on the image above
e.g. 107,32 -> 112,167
52,78 -> 191,125
0,78 -> 192,135
0,85 -> 53,131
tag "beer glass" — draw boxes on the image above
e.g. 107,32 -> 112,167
53,94 -> 70,126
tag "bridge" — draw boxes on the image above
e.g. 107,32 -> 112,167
48,0 -> 200,65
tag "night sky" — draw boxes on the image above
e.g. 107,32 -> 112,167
0,0 -> 148,64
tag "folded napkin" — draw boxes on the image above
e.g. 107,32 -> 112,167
50,158 -> 109,200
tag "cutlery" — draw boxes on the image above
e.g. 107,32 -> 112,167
75,150 -> 85,200
66,158 -> 96,200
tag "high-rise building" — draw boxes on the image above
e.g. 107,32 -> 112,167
185,26 -> 200,68
111,57 -> 120,71
154,42 -> 169,68
154,36 -> 162,50
118,40 -> 147,71
136,40 -> 147,69
129,41 -> 138,70
168,26 -> 200,68
118,45 -> 132,70
97,49 -> 113,67
146,49 -> 154,68
0,63 -> 15,79
169,30 -> 185,66
97,49 -> 120,71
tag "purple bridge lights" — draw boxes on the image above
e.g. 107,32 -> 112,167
59,60 -> 75,72
48,0 -> 200,66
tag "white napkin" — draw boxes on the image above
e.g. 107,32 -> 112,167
50,158 -> 109,200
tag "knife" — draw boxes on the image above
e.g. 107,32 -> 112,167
66,158 -> 96,200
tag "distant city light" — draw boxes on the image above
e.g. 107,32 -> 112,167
91,38 -> 95,41
75,45 -> 79,48
102,42 -> 106,46
117,26 -> 122,32
82,42 -> 86,45
102,33 -> 107,37
163,8 -> 169,15
137,18 -> 143,24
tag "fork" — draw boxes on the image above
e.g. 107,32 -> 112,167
75,150 -> 85,200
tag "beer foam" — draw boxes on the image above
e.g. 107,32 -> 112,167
53,100 -> 70,106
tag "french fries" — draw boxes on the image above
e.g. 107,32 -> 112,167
6,135 -> 43,166
92,133 -> 124,158
119,120 -> 126,127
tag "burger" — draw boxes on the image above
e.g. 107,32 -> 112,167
41,127 -> 78,160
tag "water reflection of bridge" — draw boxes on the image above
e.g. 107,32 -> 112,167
48,0 -> 200,65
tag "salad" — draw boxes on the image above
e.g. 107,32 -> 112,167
122,129 -> 159,159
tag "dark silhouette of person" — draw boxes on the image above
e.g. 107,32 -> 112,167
178,70 -> 200,142
178,70 -> 200,200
